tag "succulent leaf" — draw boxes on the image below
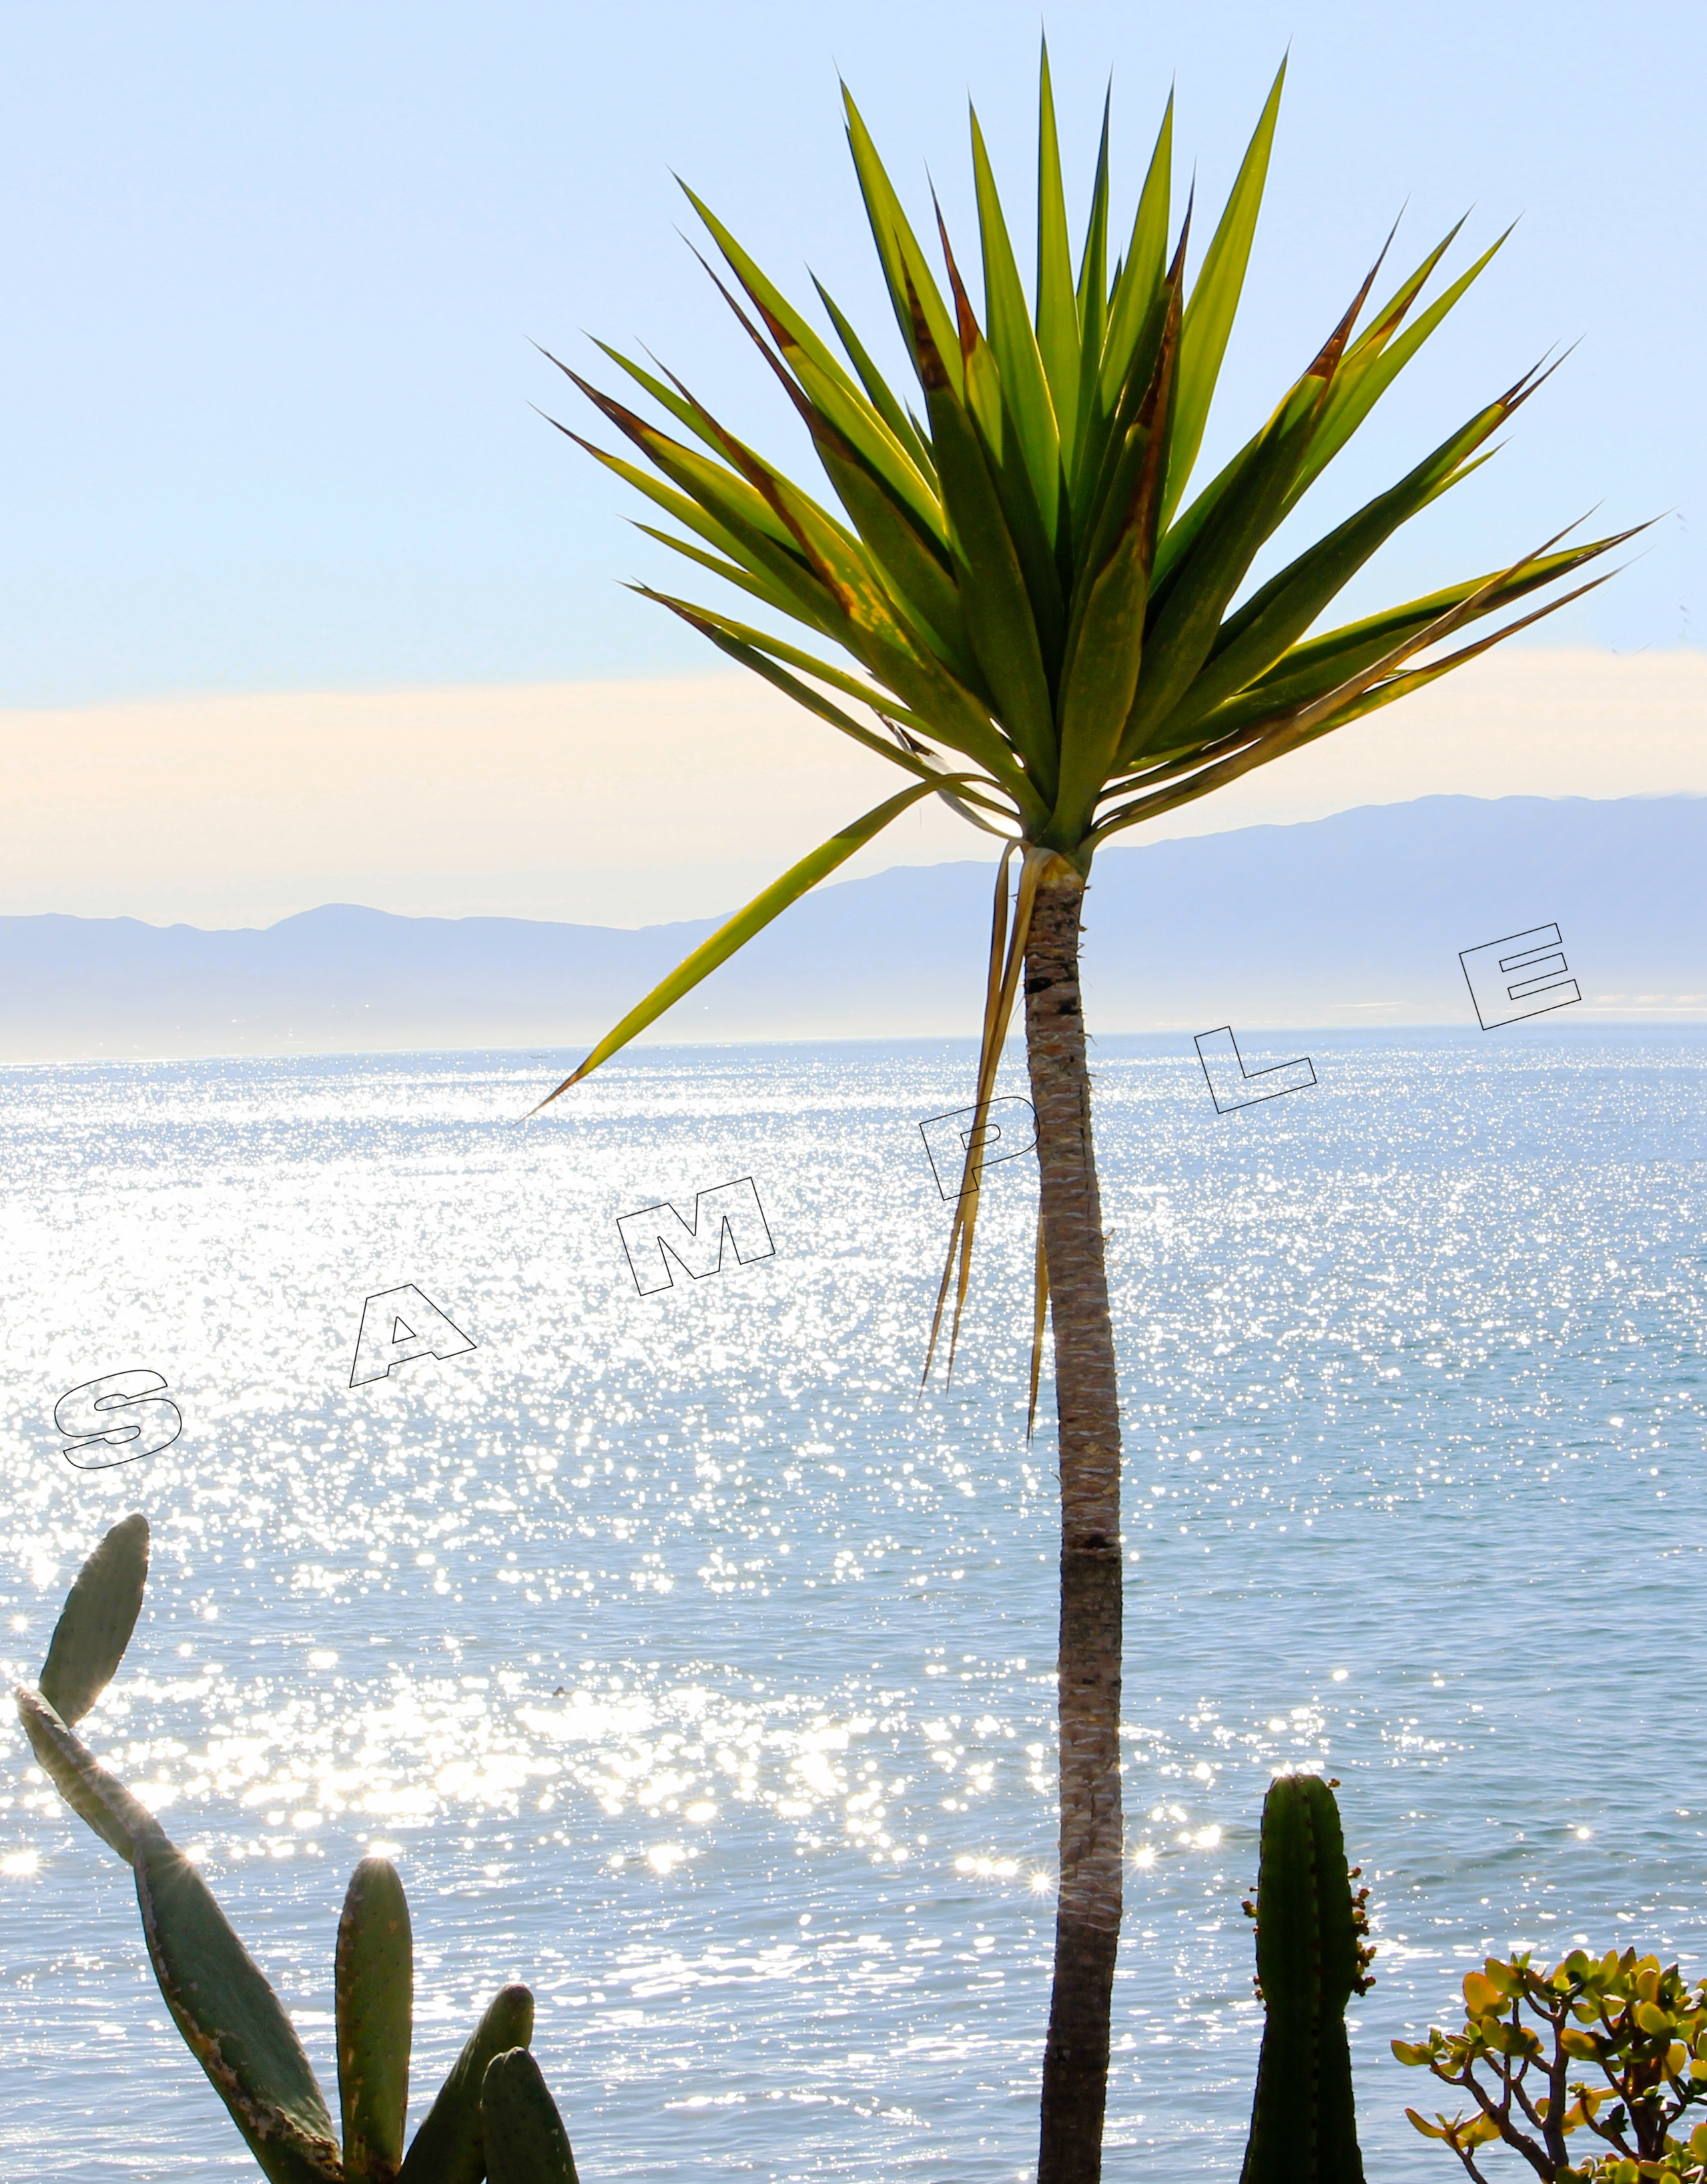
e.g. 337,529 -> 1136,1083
133,1829 -> 343,2184
14,1683 -> 159,1864
337,1857 -> 413,2181
398,1984 -> 535,2184
481,2049 -> 579,2184
39,1512 -> 149,1725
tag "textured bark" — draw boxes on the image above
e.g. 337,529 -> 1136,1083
1024,871 -> 1124,2184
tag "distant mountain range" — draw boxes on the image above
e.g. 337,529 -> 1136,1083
2,794 -> 1702,1062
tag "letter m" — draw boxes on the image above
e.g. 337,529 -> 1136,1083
616,1177 -> 775,1296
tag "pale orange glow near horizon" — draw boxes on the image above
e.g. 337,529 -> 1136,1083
0,646 -> 1700,930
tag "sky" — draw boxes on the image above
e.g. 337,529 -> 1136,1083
3,651 -> 1701,928
2,0 -> 1700,704
0,0 -> 1701,923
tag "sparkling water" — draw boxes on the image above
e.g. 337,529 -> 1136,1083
1,1029 -> 1703,2180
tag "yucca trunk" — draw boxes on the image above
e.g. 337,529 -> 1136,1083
1023,870 -> 1124,2184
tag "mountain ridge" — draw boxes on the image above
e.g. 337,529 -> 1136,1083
3,793 -> 1702,1061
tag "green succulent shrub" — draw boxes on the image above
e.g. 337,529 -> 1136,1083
1395,1948 -> 1707,2182
11,1513 -> 579,2184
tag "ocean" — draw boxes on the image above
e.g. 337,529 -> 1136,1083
1,1027 -> 1703,2180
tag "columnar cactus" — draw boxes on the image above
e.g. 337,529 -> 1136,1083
1238,1772 -> 1375,2184
13,1514 -> 579,2183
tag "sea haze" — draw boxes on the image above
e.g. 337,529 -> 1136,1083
1,793 -> 1702,1059
1,1029 -> 1705,2181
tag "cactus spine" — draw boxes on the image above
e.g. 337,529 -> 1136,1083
1239,1773 -> 1373,2184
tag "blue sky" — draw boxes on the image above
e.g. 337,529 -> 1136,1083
1,0 -> 1699,708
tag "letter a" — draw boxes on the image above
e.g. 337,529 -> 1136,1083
348,1284 -> 476,1388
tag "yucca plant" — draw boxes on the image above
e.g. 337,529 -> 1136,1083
533,46 -> 1628,2182
14,1515 -> 579,2182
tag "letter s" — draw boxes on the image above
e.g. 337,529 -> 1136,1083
55,1370 -> 183,1470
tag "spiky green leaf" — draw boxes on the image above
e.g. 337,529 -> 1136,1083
1072,91 -> 1114,408
633,521 -> 783,613
1050,269 -> 1180,840
683,188 -> 944,537
841,85 -> 962,394
1162,61 -> 1285,525
1094,539 -> 1630,846
908,285 -> 1059,792
1093,93 -> 1172,426
1178,537 -> 1626,751
645,593 -> 1014,820
813,274 -> 938,478
1287,225 -> 1507,511
971,106 -> 1062,537
1125,366 -> 1324,758
532,778 -> 950,1107
809,434 -> 978,677
1141,384 -> 1531,751
1034,41 -> 1080,457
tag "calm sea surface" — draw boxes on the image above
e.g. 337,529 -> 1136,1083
1,1029 -> 1704,2181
